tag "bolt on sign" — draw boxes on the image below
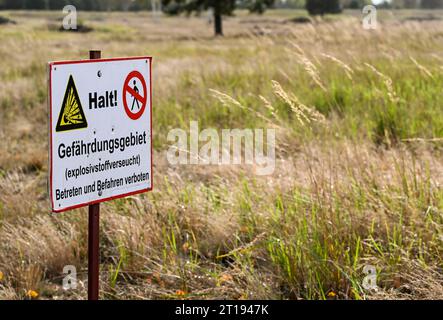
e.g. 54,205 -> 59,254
48,57 -> 153,212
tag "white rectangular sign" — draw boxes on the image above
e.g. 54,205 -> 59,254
48,57 -> 153,212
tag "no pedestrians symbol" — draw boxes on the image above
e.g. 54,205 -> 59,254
123,70 -> 147,120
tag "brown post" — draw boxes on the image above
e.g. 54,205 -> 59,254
88,50 -> 101,300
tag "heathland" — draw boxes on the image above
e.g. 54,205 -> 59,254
0,9 -> 442,299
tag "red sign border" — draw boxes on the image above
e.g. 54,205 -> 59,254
48,56 -> 153,213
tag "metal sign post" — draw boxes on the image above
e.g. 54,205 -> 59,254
88,202 -> 100,300
88,50 -> 101,300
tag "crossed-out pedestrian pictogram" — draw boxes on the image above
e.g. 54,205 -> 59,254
123,70 -> 147,120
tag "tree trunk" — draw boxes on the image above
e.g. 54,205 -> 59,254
214,11 -> 223,36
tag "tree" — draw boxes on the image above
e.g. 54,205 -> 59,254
3,0 -> 26,9
421,0 -> 443,8
245,0 -> 276,13
25,0 -> 48,9
48,0 -> 69,10
305,0 -> 342,15
161,0 -> 275,36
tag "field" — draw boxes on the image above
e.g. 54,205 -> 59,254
0,9 -> 442,300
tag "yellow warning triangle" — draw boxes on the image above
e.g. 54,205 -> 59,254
56,75 -> 87,132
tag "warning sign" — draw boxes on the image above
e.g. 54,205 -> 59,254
48,56 -> 153,212
56,75 -> 88,132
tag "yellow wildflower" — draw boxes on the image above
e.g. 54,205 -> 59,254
26,290 -> 39,299
219,274 -> 233,284
175,290 -> 186,296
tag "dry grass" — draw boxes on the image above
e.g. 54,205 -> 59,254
0,9 -> 442,300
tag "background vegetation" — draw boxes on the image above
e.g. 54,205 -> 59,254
0,8 -> 442,299
1,0 -> 443,11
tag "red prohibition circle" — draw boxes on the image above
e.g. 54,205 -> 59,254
123,70 -> 148,120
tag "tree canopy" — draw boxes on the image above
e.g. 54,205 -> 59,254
161,0 -> 275,36
0,0 -> 156,10
305,0 -> 342,15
